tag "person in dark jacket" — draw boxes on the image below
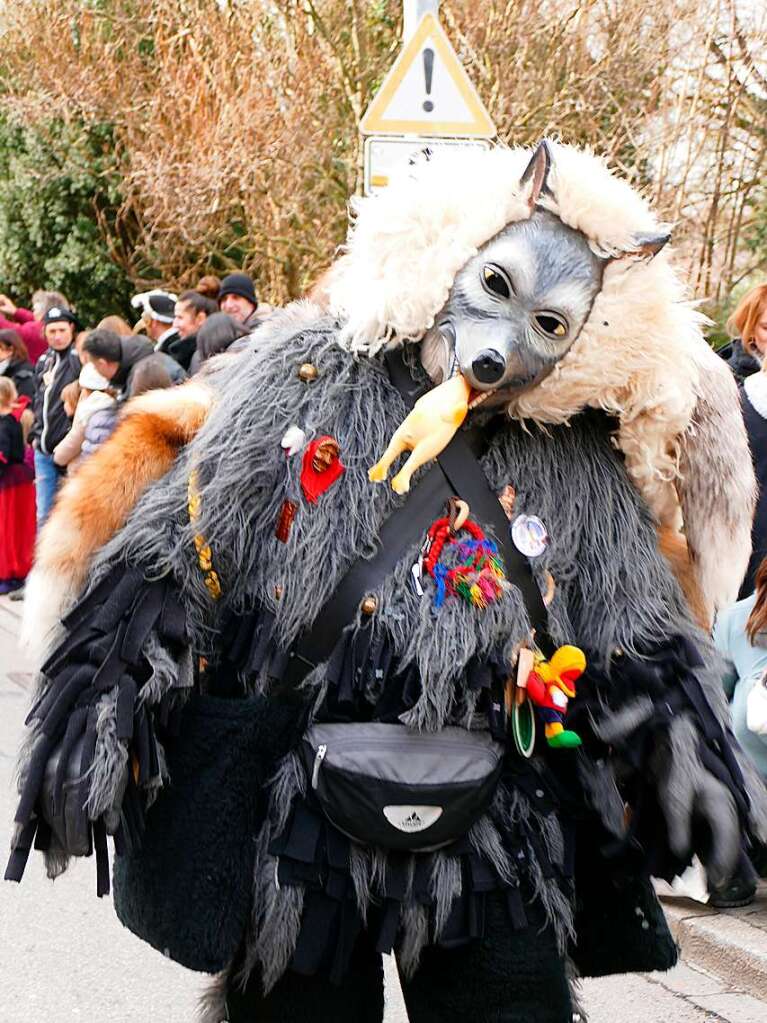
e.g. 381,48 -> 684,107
76,339 -> 181,467
130,290 -> 180,354
30,307 -> 81,525
0,378 -> 25,468
728,284 -> 767,596
82,329 -> 153,394
727,285 -> 767,365
718,337 -> 760,384
189,312 -> 249,374
0,329 -> 36,400
82,329 -> 186,395
740,378 -> 767,597
170,291 -> 217,371
0,377 -> 35,593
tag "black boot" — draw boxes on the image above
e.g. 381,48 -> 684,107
708,873 -> 756,908
750,840 -> 767,879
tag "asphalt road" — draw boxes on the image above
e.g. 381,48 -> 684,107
2,594 -> 764,1022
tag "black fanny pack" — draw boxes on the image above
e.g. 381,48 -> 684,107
302,722 -> 504,852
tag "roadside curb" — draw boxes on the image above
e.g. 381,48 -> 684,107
662,885 -> 767,1002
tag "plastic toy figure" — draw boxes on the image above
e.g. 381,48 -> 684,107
523,645 -> 586,748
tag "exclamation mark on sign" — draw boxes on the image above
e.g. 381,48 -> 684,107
422,47 -> 434,112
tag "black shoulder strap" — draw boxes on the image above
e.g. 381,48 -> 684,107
283,349 -> 552,685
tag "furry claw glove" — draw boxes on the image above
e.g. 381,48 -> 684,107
651,714 -> 740,885
574,635 -> 761,885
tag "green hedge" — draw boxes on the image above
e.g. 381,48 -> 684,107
0,115 -> 135,325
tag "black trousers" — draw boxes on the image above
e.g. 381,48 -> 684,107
226,892 -> 573,1023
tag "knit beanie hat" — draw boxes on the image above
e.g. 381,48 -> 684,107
218,272 -> 258,309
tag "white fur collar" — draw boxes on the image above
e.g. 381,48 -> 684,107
744,371 -> 767,420
326,142 -> 753,618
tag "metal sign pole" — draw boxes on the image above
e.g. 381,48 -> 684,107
403,0 -> 440,41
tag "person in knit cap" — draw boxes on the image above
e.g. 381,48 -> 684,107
217,272 -> 262,330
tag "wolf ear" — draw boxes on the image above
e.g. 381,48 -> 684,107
616,231 -> 671,262
519,140 -> 552,210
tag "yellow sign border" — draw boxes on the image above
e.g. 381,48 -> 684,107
360,13 -> 496,138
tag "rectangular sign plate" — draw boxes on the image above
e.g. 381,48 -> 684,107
363,136 -> 491,195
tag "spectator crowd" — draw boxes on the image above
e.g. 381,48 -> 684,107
0,271 -> 268,596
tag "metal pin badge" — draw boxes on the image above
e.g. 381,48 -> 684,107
511,514 -> 549,558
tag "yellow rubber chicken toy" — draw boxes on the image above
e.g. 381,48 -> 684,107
523,645 -> 586,749
369,374 -> 471,494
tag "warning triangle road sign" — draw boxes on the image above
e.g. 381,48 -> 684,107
360,13 -> 496,139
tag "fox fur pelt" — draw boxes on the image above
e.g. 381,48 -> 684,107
21,380 -> 212,657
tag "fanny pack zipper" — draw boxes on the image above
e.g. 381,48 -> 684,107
310,737 -> 500,791
309,734 -> 501,755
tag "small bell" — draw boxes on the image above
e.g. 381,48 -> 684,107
360,595 -> 378,615
298,362 -> 319,382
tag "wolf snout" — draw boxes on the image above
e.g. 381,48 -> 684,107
471,348 -> 506,385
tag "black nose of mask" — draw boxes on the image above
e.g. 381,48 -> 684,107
472,348 -> 506,385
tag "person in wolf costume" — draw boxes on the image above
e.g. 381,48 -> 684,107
7,141 -> 767,1023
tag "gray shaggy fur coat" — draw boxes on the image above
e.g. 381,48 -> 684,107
11,302 -> 767,1013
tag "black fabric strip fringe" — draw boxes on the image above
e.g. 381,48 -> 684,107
5,569 -> 191,893
267,792 -> 571,985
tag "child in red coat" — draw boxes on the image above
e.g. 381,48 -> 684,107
0,378 -> 36,594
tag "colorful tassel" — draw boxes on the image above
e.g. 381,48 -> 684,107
421,515 -> 508,611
